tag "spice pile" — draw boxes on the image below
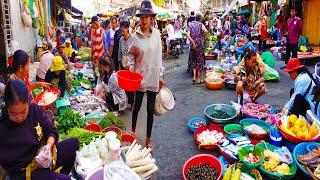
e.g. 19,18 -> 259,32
186,163 -> 218,180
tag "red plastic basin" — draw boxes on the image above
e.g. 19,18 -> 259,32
182,154 -> 222,180
117,70 -> 143,92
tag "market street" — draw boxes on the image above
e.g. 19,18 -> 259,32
120,51 -> 308,179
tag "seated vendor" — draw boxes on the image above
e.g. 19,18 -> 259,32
236,37 -> 257,56
235,50 -> 266,104
55,44 -> 69,63
63,38 -> 73,59
45,56 -> 67,97
98,59 -> 127,114
0,79 -> 79,179
212,35 -> 228,51
284,58 -> 320,117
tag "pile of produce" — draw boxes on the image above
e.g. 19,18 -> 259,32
279,114 -> 319,139
98,112 -> 126,130
210,109 -> 233,119
197,130 -> 224,146
297,147 -> 320,178
244,124 -> 267,135
60,128 -> 104,147
241,103 -> 269,119
124,140 -> 158,179
69,95 -> 107,116
56,108 -> 85,133
71,78 -> 93,88
186,163 -> 218,180
38,91 -> 58,106
223,163 -> 262,180
75,131 -> 121,176
262,148 -> 292,175
244,153 -> 261,163
78,47 -> 91,61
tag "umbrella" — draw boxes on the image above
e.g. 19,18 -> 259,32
156,12 -> 173,20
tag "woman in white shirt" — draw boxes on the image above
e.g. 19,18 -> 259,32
36,42 -> 54,81
129,0 -> 165,149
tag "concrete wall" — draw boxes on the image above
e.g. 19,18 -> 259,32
9,0 -> 37,58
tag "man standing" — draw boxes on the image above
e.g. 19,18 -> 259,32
91,16 -> 104,78
283,8 -> 302,69
102,19 -> 111,55
111,21 -> 122,71
106,16 -> 118,58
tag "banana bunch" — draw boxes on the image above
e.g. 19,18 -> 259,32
223,165 -> 241,180
223,163 -> 261,180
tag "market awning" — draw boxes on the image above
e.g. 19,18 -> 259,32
236,9 -> 252,16
57,0 -> 83,16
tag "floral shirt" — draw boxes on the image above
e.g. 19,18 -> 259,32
238,64 -> 263,96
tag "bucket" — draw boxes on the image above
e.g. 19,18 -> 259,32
117,70 -> 143,92
154,87 -> 175,116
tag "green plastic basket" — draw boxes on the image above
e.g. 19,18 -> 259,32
256,142 -> 297,180
224,124 -> 244,135
238,145 -> 264,169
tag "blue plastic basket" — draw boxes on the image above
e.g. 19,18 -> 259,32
187,117 -> 207,133
293,142 -> 320,177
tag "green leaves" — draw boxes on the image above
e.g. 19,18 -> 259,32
56,108 -> 85,133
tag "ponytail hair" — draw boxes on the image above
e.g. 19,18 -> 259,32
9,50 -> 29,74
4,79 -> 29,107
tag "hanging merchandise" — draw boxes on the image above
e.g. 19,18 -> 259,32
19,0 -> 32,27
35,0 -> 45,37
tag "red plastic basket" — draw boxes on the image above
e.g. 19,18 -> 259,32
277,121 -> 320,144
34,88 -> 60,109
182,154 -> 222,180
84,123 -> 102,132
194,124 -> 225,150
117,70 -> 143,92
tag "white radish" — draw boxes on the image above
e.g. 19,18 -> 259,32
140,166 -> 158,178
127,159 -> 155,167
131,164 -> 155,174
143,148 -> 152,158
126,143 -> 137,157
126,139 -> 136,155
128,151 -> 144,162
126,144 -> 140,160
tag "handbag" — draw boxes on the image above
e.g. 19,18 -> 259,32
19,0 -> 32,27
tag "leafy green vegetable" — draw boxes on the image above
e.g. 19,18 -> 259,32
32,87 -> 44,97
60,128 -> 104,147
99,112 -> 126,130
56,108 -> 85,133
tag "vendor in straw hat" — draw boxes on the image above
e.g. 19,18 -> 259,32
128,0 -> 165,149
283,58 -> 320,117
45,56 -> 67,97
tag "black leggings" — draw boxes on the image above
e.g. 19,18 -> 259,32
132,91 -> 157,138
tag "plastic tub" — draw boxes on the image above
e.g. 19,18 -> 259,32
182,154 -> 222,180
187,117 -> 207,133
204,104 -> 237,123
117,70 -> 143,92
102,127 -> 123,140
224,124 -> 244,135
240,118 -> 271,140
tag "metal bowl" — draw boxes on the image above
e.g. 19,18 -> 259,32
204,104 -> 237,123
224,78 -> 236,90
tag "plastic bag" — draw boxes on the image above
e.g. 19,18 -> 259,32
35,145 -> 52,168
104,160 -> 141,180
261,51 -> 275,68
264,65 -> 280,82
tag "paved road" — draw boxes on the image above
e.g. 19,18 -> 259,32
121,52 -> 310,179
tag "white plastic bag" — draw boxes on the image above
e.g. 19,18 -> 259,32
35,145 -> 52,168
104,160 -> 141,180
